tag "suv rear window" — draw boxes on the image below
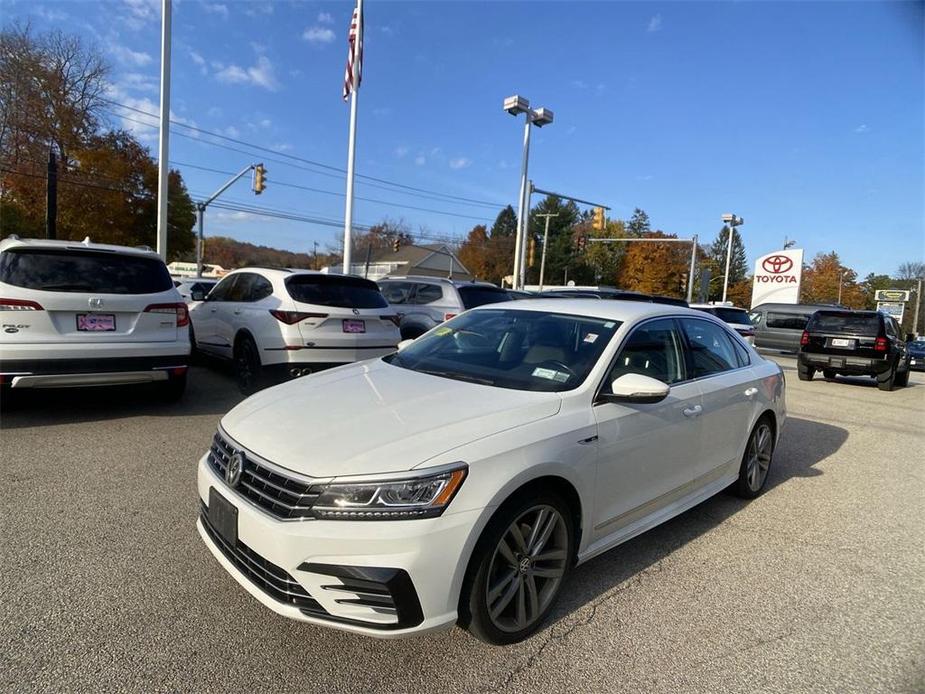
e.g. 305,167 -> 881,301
766,312 -> 812,330
0,248 -> 173,294
457,286 -> 512,310
286,274 -> 388,308
807,311 -> 881,336
710,308 -> 752,325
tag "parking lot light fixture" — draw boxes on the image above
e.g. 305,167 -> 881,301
721,213 -> 744,303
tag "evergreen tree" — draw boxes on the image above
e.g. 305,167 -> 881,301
625,208 -> 651,237
490,205 -> 518,238
705,226 -> 747,299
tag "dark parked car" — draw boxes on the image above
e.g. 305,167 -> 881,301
749,302 -> 840,352
908,338 -> 925,371
798,310 -> 911,390
535,287 -> 688,308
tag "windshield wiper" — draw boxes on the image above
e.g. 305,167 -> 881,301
418,369 -> 495,386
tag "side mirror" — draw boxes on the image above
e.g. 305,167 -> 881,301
191,290 -> 205,302
397,339 -> 415,351
600,373 -> 670,405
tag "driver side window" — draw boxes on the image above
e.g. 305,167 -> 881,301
606,319 -> 686,389
207,275 -> 237,302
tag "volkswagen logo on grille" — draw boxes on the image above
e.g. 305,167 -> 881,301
226,451 -> 245,487
761,255 -> 794,274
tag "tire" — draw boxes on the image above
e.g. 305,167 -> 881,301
895,365 -> 910,388
234,335 -> 262,395
732,417 -> 775,499
822,369 -> 836,380
797,361 -> 814,381
157,373 -> 187,402
461,490 -> 574,645
877,363 -> 896,391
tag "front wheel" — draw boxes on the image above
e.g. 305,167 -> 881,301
462,492 -> 574,645
732,418 -> 775,499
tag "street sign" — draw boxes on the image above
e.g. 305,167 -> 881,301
751,248 -> 804,308
877,301 -> 905,322
874,289 -> 911,302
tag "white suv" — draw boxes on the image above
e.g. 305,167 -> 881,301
189,268 -> 400,393
0,236 -> 190,399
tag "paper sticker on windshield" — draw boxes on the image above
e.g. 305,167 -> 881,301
583,333 -> 598,343
532,367 -> 569,383
604,322 -> 616,328
434,327 -> 453,336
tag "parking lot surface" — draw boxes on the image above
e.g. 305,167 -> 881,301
2,355 -> 923,694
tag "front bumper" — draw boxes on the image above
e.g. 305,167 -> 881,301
196,455 -> 478,638
0,353 -> 189,388
909,355 -> 925,371
799,351 -> 890,376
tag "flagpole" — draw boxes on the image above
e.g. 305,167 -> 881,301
342,0 -> 363,275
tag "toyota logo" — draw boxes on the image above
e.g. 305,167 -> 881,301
761,255 -> 794,274
226,451 -> 245,487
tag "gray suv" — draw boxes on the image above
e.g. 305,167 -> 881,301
378,276 -> 512,339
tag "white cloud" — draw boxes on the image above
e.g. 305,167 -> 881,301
647,14 -> 662,33
317,11 -> 334,24
111,44 -> 152,67
854,124 -> 869,134
244,2 -> 274,17
259,118 -> 272,128
189,50 -> 207,75
449,157 -> 472,170
303,27 -> 336,44
119,72 -> 158,93
214,210 -> 258,224
215,55 -> 279,91
33,6 -> 68,21
202,3 -> 229,19
414,155 -> 426,166
394,146 -> 409,158
207,106 -> 223,118
121,0 -> 159,29
223,125 -> 240,138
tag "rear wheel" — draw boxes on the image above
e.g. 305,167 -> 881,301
234,336 -> 261,395
732,418 -> 775,498
462,491 -> 573,645
895,364 -> 910,388
797,361 -> 814,381
877,362 -> 896,391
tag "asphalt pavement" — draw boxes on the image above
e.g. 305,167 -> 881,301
1,355 -> 923,694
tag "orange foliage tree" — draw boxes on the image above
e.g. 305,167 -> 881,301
616,231 -> 688,297
800,252 -> 865,308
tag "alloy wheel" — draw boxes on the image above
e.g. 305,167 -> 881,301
746,423 -> 773,492
485,505 -> 569,633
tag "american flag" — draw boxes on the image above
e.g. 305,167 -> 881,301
342,4 -> 363,101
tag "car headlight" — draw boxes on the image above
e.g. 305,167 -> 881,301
310,464 -> 468,520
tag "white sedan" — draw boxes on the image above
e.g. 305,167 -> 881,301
196,300 -> 785,644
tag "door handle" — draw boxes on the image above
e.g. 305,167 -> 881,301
682,405 -> 703,417
744,387 -> 758,397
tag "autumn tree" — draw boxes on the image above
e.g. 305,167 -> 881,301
457,225 -> 492,280
616,231 -> 688,297
800,252 -> 865,308
204,236 -> 323,270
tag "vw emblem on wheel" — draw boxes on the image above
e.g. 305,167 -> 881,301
761,255 -> 793,274
352,308 -> 360,316
226,451 -> 245,487
88,297 -> 104,309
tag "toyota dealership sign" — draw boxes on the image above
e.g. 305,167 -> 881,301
750,248 -> 804,308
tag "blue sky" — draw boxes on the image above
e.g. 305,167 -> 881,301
7,0 -> 924,277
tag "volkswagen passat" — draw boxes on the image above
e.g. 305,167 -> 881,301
197,300 -> 785,644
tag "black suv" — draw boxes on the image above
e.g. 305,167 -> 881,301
798,310 -> 911,391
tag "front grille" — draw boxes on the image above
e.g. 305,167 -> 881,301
199,502 -> 324,614
208,431 -> 323,519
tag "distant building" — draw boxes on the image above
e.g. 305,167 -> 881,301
347,243 -> 472,281
167,261 -> 227,278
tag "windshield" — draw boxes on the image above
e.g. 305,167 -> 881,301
286,274 -> 388,308
0,248 -> 173,294
807,311 -> 880,335
383,308 -> 621,392
456,285 -> 512,309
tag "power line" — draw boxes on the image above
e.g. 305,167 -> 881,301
100,97 -> 507,208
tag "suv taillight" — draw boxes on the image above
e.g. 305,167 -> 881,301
443,313 -> 457,321
736,327 -> 755,338
874,336 -> 889,352
380,314 -> 401,327
270,310 -> 328,324
800,330 -> 810,346
145,302 -> 189,327
0,298 -> 43,311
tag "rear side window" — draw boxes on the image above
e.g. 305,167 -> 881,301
457,286 -> 513,310
713,308 -> 752,325
679,318 -> 739,377
412,283 -> 444,304
379,281 -> 414,304
807,311 -> 880,336
766,312 -> 811,330
0,248 -> 173,294
286,274 -> 388,308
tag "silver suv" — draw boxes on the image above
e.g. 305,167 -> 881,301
377,276 -> 512,340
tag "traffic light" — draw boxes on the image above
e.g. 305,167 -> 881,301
528,236 -> 536,267
576,234 -> 587,253
592,206 -> 605,231
253,164 -> 267,194
392,237 -> 401,252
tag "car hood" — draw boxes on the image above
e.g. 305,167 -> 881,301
220,359 -> 562,478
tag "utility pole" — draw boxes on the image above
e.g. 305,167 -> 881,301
156,0 -> 172,260
196,164 -> 260,276
313,241 -> 319,270
45,149 -> 57,240
534,212 -> 558,292
686,235 -> 698,303
914,278 -> 923,336
837,270 -> 845,305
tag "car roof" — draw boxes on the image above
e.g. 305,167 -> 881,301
379,275 -> 500,288
1,235 -> 162,259
470,298 -> 711,323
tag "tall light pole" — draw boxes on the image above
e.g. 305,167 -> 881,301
155,0 -> 172,260
534,212 -> 558,292
720,213 -> 744,303
503,95 -> 553,290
